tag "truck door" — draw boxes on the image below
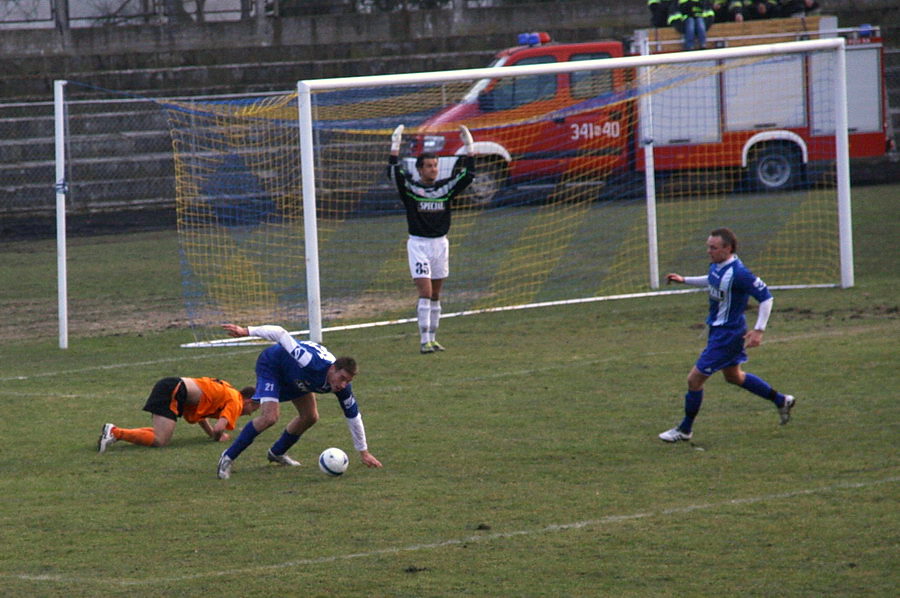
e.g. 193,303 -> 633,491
563,52 -> 628,179
479,54 -> 562,182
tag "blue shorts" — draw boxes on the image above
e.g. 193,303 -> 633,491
695,326 -> 748,376
254,353 -> 306,403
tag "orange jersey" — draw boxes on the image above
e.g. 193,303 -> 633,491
169,377 -> 245,430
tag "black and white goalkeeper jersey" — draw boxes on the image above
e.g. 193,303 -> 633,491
388,155 -> 475,238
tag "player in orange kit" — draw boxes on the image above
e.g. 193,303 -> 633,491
97,376 -> 258,451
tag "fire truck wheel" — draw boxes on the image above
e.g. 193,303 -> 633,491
464,157 -> 508,207
747,144 -> 804,191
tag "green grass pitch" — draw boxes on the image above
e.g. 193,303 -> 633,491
0,184 -> 897,597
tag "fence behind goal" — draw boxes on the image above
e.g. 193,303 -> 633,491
164,39 -> 850,345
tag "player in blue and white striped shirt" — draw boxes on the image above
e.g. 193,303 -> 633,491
216,323 -> 383,478
659,228 -> 795,442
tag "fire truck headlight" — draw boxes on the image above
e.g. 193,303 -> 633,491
423,135 -> 446,152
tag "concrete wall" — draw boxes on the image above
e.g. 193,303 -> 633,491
2,3 -> 646,58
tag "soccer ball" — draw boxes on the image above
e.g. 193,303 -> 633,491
318,447 -> 349,476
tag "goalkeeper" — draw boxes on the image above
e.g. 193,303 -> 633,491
388,124 -> 476,354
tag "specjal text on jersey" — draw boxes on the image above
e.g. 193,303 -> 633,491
417,201 -> 445,212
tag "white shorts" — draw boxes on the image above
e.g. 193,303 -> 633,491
407,235 -> 449,280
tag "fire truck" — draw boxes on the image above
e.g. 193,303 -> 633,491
407,17 -> 888,205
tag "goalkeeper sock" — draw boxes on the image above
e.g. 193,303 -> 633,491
679,389 -> 703,434
270,430 -> 301,456
417,297 -> 431,344
741,373 -> 784,405
429,299 -> 441,343
225,420 -> 262,459
114,427 -> 154,446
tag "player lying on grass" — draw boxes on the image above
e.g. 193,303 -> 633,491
659,227 -> 795,443
216,323 -> 383,479
98,377 -> 258,452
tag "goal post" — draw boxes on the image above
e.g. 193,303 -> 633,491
166,37 -> 852,347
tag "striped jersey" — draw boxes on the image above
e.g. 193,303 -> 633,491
252,326 -> 359,418
388,155 -> 474,237
704,256 -> 772,329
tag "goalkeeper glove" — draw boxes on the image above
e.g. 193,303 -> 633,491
390,124 -> 405,153
459,124 -> 474,155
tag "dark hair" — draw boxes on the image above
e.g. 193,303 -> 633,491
239,386 -> 255,399
710,227 -> 737,253
334,356 -> 358,376
416,152 -> 438,169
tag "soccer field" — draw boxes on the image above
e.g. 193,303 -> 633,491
0,185 -> 897,597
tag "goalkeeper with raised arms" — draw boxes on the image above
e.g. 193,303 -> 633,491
388,124 -> 476,354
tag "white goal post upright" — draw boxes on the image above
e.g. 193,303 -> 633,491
293,37 -> 852,341
297,82 -> 323,343
834,42 -> 854,288
54,79 -> 69,350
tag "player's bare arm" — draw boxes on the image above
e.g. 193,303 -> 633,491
222,323 -> 248,337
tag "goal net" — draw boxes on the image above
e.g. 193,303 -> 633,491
163,38 -> 851,346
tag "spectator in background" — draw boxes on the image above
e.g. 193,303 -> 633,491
779,0 -> 820,18
669,0 -> 716,50
648,0 -> 672,27
713,0 -> 747,23
749,0 -> 779,19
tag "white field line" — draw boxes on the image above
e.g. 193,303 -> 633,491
6,476 -> 898,586
0,322 -> 889,385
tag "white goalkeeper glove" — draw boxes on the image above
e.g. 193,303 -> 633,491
390,124 -> 405,153
459,124 -> 474,155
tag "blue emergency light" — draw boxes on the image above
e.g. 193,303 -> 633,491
517,32 -> 551,46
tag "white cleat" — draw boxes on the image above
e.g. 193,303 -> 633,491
217,450 -> 234,479
659,427 -> 692,443
267,449 -> 301,466
779,395 -> 796,425
98,423 -> 117,453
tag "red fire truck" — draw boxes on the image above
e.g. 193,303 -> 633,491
407,18 -> 888,205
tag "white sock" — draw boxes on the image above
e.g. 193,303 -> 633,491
417,298 -> 431,344
429,299 -> 441,343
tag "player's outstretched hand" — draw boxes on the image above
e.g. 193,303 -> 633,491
390,124 -> 405,153
459,124 -> 474,153
666,273 -> 684,284
360,450 -> 383,468
222,323 -> 249,338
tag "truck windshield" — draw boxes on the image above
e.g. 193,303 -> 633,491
461,56 -> 508,102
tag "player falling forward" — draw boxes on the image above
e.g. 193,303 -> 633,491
659,227 -> 795,442
388,123 -> 476,353
216,323 -> 382,479
98,376 -> 258,451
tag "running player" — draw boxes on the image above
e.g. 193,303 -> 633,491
98,376 -> 258,451
659,227 -> 795,442
388,124 -> 476,353
216,323 -> 383,479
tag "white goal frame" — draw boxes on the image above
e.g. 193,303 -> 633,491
291,38 -> 851,344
